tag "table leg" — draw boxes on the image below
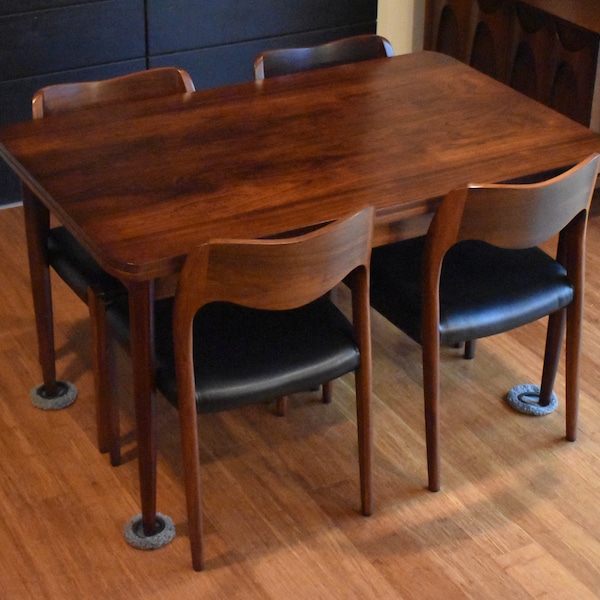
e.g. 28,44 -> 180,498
123,279 -> 175,550
22,188 -> 77,409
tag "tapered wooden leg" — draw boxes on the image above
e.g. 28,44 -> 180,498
177,374 -> 204,570
463,339 -> 476,360
539,309 -> 566,407
352,273 -> 373,516
88,288 -> 121,465
355,366 -> 373,516
22,188 -> 58,396
275,396 -> 288,416
128,281 -> 159,536
422,335 -> 441,493
322,381 -> 333,404
565,300 -> 583,442
122,281 -> 174,549
559,216 -> 586,442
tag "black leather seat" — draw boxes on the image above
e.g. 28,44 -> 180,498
371,238 -> 574,345
107,295 -> 362,413
47,227 -> 126,303
152,297 -> 360,412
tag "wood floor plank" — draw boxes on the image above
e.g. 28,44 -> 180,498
1,204 -> 600,598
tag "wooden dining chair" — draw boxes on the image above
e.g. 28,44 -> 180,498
105,206 -> 374,570
253,34 -> 394,80
31,67 -> 195,465
254,33 -> 392,413
369,154 -> 600,493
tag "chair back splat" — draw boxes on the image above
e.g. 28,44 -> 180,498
370,154 -> 600,493
254,34 -> 394,80
32,67 -> 194,118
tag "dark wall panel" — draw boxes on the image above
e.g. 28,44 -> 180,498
0,1 -> 145,79
0,1 -> 105,16
149,23 -> 377,89
146,0 -> 376,54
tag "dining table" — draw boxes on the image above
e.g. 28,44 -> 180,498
1,49 -> 599,548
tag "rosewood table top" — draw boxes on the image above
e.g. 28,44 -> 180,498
2,50 -> 599,551
2,51 -> 599,281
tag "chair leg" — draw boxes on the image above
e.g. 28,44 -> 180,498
422,334 -> 441,492
177,375 -> 204,571
352,278 -> 373,516
23,190 -> 59,395
88,289 -> 121,466
538,309 -> 566,407
275,396 -> 288,416
355,366 -> 373,516
565,302 -> 583,442
463,340 -> 476,359
322,381 -> 333,404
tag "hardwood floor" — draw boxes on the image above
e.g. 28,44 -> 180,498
1,203 -> 600,598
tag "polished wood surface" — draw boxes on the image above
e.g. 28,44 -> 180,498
253,34 -> 394,80
32,67 -> 195,118
3,202 -> 600,595
2,51 -> 599,280
1,50 -> 600,555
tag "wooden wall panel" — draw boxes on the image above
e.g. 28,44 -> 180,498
469,0 -> 512,81
426,0 -> 473,61
510,3 -> 599,125
425,0 -> 600,127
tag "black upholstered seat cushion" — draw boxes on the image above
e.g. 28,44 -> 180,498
48,226 -> 126,303
108,295 -> 360,414
370,237 -> 574,346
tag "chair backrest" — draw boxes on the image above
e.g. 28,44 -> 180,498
173,206 -> 374,337
423,153 -> 600,300
254,34 -> 394,80
427,154 -> 600,254
32,67 -> 195,118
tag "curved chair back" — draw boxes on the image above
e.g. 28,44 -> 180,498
174,206 -> 374,331
429,155 -> 600,255
32,67 -> 195,118
420,154 -> 600,489
424,154 -> 600,297
254,34 -> 394,80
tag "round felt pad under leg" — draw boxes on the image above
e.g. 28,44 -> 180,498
123,513 -> 176,550
30,381 -> 77,410
505,384 -> 558,416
